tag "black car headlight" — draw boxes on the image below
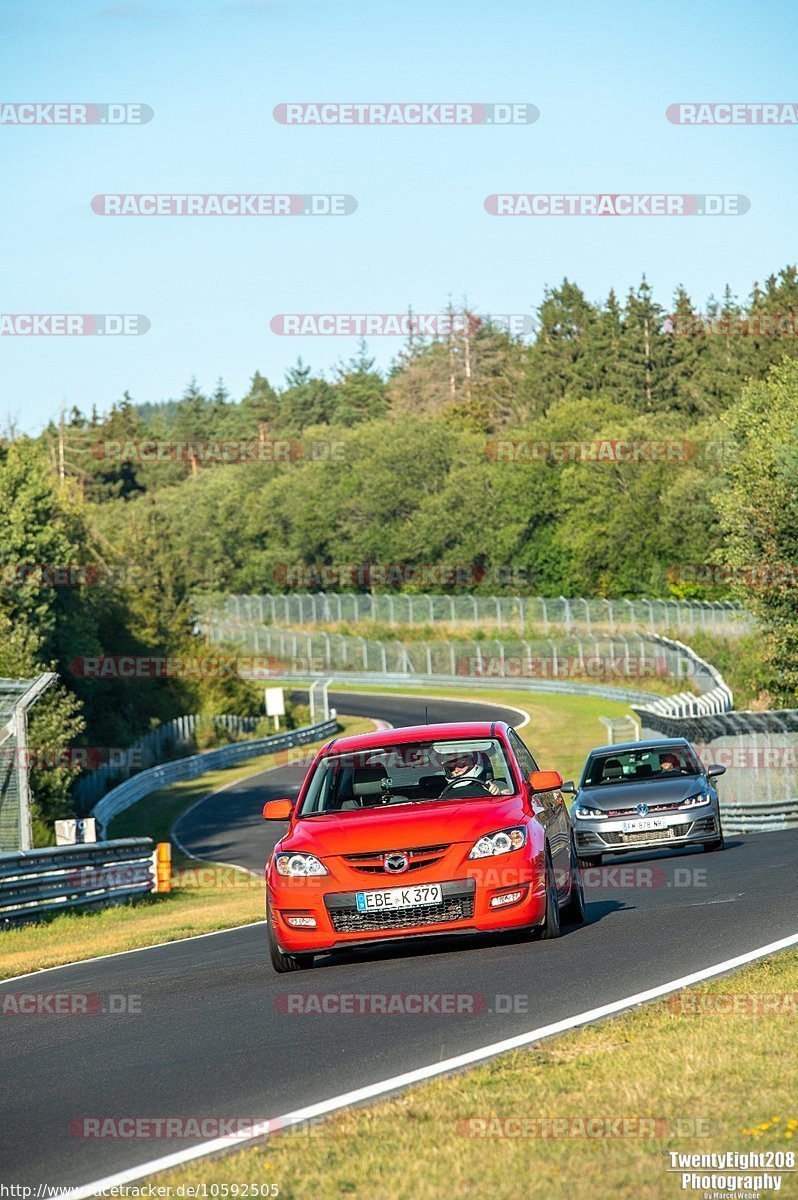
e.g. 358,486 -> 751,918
574,804 -> 607,819
680,792 -> 711,808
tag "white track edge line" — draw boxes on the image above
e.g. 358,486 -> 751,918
61,929 -> 798,1198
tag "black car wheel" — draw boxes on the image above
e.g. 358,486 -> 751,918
530,847 -> 561,940
703,812 -> 726,853
560,837 -> 586,925
267,914 -> 315,973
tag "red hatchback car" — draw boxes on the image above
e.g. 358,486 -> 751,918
263,721 -> 585,971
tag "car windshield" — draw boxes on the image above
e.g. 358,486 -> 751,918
582,746 -> 701,787
297,737 -> 516,816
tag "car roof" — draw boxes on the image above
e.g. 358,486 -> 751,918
321,721 -> 510,755
586,737 -> 693,756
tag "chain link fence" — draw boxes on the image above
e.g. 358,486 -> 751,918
200,594 -> 798,832
203,614 -> 729,710
0,674 -> 56,852
208,592 -> 751,637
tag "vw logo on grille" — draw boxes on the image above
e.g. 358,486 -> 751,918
635,803 -> 650,817
384,852 -> 409,874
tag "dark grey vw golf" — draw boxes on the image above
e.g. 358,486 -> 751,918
564,738 -> 726,866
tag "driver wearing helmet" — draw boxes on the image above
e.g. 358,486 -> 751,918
441,749 -> 505,795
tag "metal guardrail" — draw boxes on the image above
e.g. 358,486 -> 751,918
0,838 -> 154,925
275,670 -> 656,704
720,798 -> 798,833
599,715 -> 642,744
633,635 -> 733,718
91,718 -> 338,833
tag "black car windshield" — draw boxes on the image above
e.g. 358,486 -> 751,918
297,738 -> 516,816
582,746 -> 701,788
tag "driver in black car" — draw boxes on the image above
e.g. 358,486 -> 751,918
441,750 -> 509,795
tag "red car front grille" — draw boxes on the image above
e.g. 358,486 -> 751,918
328,894 -> 474,933
341,844 -> 450,874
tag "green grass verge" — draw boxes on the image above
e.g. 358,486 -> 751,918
150,947 -> 798,1200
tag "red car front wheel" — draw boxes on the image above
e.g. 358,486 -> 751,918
267,913 -> 316,973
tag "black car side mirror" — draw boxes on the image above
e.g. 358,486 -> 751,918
706,764 -> 726,778
560,780 -> 576,793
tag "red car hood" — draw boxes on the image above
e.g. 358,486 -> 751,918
279,796 -> 524,858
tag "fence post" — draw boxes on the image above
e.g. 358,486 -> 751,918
559,596 -> 573,635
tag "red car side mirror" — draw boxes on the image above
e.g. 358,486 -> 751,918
262,799 -> 294,820
528,769 -> 564,793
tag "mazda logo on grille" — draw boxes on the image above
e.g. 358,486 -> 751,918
636,803 -> 650,817
384,852 -> 409,874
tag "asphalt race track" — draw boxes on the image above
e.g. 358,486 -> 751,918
2,690 -> 797,1189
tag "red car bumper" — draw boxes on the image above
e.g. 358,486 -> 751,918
267,858 -> 547,954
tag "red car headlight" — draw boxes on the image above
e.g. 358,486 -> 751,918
467,827 -> 526,859
274,852 -> 328,877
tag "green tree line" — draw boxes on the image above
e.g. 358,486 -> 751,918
4,266 -> 798,836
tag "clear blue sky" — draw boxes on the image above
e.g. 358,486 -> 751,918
2,0 -> 797,432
